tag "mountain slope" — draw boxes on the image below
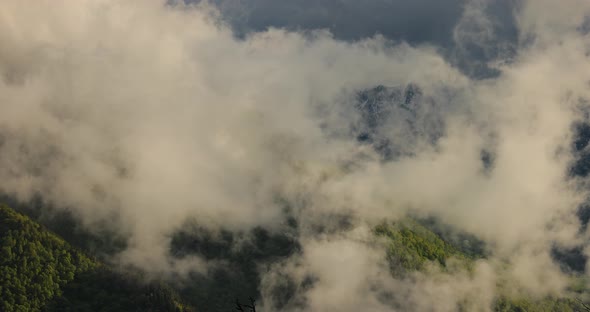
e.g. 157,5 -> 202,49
2,200 -> 588,311
0,204 -> 97,311
376,220 -> 587,312
0,204 -> 192,312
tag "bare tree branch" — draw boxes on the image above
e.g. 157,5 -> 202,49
577,298 -> 590,312
235,297 -> 256,312
243,297 -> 256,312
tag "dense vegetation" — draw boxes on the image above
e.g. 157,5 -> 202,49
376,220 -> 589,312
493,297 -> 584,312
375,219 -> 476,274
170,224 -> 300,311
2,200 -> 590,311
0,204 -> 191,312
0,195 -> 127,259
0,204 -> 97,311
45,268 -> 191,312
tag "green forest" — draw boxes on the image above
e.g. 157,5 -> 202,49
375,219 -> 588,312
1,203 -> 589,311
0,204 -> 191,312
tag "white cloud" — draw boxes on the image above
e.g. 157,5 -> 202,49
1,0 -> 589,309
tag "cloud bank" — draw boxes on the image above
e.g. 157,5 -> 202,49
1,0 -> 590,310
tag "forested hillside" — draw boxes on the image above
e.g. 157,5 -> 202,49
0,204 -> 192,312
2,202 -> 589,311
376,220 -> 588,311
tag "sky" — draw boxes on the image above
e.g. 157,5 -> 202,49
187,0 -> 520,78
1,0 -> 590,311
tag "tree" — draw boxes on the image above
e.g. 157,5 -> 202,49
235,297 -> 256,312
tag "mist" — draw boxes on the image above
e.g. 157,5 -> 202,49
1,0 -> 590,310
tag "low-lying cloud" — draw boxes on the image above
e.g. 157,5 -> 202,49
1,0 -> 590,310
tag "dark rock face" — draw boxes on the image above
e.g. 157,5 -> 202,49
352,84 -> 446,161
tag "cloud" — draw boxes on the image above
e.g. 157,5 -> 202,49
190,0 -> 521,78
1,0 -> 590,310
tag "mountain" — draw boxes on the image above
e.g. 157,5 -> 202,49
376,219 -> 586,312
0,204 -> 193,312
1,201 -> 588,311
